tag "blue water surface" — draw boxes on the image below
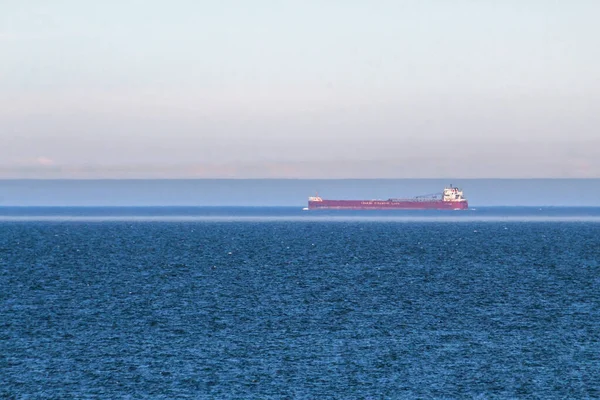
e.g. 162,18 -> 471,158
1,205 -> 600,221
1,207 -> 599,398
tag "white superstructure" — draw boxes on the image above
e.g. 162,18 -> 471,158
442,185 -> 467,202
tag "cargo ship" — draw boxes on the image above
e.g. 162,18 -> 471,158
306,185 -> 468,210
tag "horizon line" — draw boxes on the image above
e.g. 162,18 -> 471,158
0,177 -> 599,181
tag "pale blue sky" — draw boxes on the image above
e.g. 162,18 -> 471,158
1,1 -> 599,178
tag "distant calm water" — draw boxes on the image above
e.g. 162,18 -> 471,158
1,208 -> 599,398
1,179 -> 600,207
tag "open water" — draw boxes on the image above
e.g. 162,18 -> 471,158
1,207 -> 600,398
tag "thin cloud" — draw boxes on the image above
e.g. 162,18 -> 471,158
0,32 -> 15,41
36,157 -> 56,166
0,156 -> 598,179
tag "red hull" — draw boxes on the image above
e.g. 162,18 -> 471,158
308,199 -> 468,210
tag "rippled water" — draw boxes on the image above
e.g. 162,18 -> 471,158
1,209 -> 600,398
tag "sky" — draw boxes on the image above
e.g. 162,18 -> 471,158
1,0 -> 599,178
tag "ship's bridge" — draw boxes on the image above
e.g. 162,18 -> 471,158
442,185 -> 466,202
308,196 -> 323,202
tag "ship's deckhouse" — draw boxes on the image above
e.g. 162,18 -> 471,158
442,185 -> 467,202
